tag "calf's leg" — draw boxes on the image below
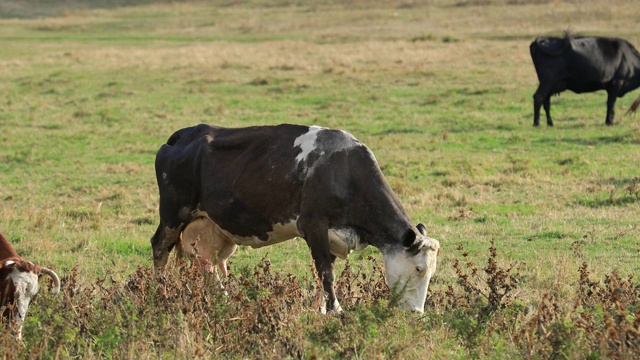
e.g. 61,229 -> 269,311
180,217 -> 236,291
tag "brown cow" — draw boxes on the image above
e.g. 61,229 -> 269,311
0,231 -> 60,339
176,215 -> 237,284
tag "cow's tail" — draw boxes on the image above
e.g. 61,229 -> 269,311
625,96 -> 640,116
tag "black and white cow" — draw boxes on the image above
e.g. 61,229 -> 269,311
151,124 -> 440,313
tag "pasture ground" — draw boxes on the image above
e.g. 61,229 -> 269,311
0,0 -> 639,358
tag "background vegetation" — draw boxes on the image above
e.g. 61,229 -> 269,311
1,0 -> 638,358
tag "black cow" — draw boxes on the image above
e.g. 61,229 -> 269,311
151,124 -> 440,313
530,33 -> 640,126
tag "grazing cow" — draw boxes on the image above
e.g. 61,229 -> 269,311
151,124 -> 440,313
530,33 -> 640,126
176,214 -> 237,282
0,231 -> 60,340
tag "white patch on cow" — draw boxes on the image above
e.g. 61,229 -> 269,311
205,135 -> 214,143
293,126 -> 363,179
224,218 -> 301,248
328,227 -> 367,259
293,125 -> 323,164
8,268 -> 39,340
382,237 -> 439,313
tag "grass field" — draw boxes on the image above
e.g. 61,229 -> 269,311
1,0 -> 639,358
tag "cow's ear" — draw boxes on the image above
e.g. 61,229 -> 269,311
402,229 -> 416,248
2,260 -> 16,268
416,223 -> 427,236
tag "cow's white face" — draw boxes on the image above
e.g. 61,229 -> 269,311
383,233 -> 439,313
5,262 -> 40,340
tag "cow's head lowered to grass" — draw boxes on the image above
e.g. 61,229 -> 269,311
0,232 -> 61,340
383,224 -> 440,312
152,124 -> 440,314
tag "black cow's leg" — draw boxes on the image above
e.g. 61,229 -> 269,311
151,221 -> 181,269
300,220 -> 340,313
544,95 -> 553,126
605,90 -> 617,126
150,223 -> 166,267
533,87 -> 551,126
533,91 -> 542,126
534,82 -> 557,126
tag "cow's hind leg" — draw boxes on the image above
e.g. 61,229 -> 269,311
605,89 -> 618,125
300,220 -> 341,314
533,84 -> 554,126
533,92 -> 542,126
543,95 -> 553,126
533,89 -> 550,126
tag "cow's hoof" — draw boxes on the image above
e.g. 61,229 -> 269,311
318,303 -> 343,315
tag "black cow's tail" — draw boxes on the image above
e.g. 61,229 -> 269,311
625,96 -> 640,116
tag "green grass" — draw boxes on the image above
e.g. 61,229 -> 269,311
1,0 -> 639,358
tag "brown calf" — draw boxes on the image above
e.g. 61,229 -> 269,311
176,216 -> 237,284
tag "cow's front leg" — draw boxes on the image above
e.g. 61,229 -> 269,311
315,253 -> 340,314
301,222 -> 341,314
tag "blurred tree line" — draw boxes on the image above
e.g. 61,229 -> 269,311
0,0 -> 201,18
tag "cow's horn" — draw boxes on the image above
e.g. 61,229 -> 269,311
40,268 -> 61,295
625,96 -> 640,116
